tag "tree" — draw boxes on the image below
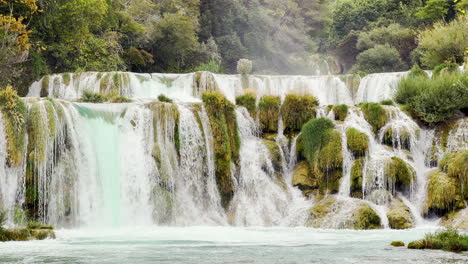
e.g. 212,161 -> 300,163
351,45 -> 406,73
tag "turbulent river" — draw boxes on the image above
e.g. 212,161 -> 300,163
0,71 -> 467,263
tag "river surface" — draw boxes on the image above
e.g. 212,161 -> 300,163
0,227 -> 467,263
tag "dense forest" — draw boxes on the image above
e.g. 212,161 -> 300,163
0,0 -> 467,95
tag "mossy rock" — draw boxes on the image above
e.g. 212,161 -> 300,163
258,95 -> 281,133
426,170 -> 462,216
202,91 -> 240,209
385,157 -> 416,192
353,203 -> 382,230
262,139 -> 282,172
391,241 -> 405,247
309,196 -> 337,220
0,228 -> 55,242
236,92 -> 257,117
439,151 -> 468,200
407,240 -> 425,249
332,104 -> 348,121
382,127 -> 412,150
359,103 -> 387,134
30,229 -> 56,240
346,128 -> 369,158
441,208 -> 468,230
281,94 -> 318,133
262,133 -> 277,141
350,158 -> 364,198
292,161 -> 318,193
387,199 -> 415,229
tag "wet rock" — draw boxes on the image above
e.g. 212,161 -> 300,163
387,199 -> 415,229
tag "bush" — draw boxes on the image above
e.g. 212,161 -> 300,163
158,94 -> 173,103
417,17 -> 467,68
108,95 -> 132,103
408,65 -> 428,79
237,59 -> 253,75
192,59 -> 222,73
433,62 -> 460,77
281,94 -> 318,132
301,118 -> 336,165
396,72 -> 468,124
81,90 -> 105,103
408,229 -> 468,252
258,95 -> 281,133
351,45 -> 406,74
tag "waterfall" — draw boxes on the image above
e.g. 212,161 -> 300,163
355,72 -> 407,103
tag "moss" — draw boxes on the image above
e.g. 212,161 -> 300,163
350,158 -> 364,198
408,240 -> 425,249
317,131 -> 343,171
63,73 -> 71,86
385,157 -> 416,192
258,95 -> 281,133
44,100 -> 57,139
236,92 -> 256,117
380,99 -> 394,105
382,127 -> 412,150
81,90 -> 105,103
359,103 -> 387,134
158,94 -> 173,103
353,204 -> 382,230
439,151 -> 468,200
0,228 -> 55,242
301,118 -> 335,164
346,128 -> 369,157
202,91 -> 240,208
30,229 -> 56,240
292,161 -> 317,193
387,199 -> 415,229
99,73 -> 111,93
391,241 -> 405,247
426,170 -> 460,216
109,95 -> 132,103
309,197 -> 337,219
262,140 -> 282,172
26,221 -> 54,230
40,76 -> 50,97
281,94 -> 318,132
332,104 -> 348,121
0,86 -> 27,167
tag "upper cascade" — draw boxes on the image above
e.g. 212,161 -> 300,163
27,71 -> 413,105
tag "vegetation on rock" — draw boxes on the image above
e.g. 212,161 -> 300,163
202,91 -> 240,208
359,103 -> 387,134
332,104 -> 348,121
385,157 -> 416,193
426,170 -> 460,216
391,241 -> 405,247
158,94 -> 173,103
258,96 -> 281,133
350,158 -> 364,198
281,94 -> 318,133
235,91 -> 256,117
408,229 -> 468,252
353,203 -> 382,230
387,199 -> 415,229
346,128 -> 369,158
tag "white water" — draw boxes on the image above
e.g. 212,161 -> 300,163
355,72 -> 407,103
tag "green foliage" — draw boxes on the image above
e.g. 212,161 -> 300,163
0,85 -> 27,167
202,91 -> 240,208
380,100 -> 394,106
235,92 -> 256,117
192,59 -> 222,73
258,95 -> 281,133
81,90 -> 105,103
301,118 -> 335,165
417,17 -> 467,68
359,103 -> 387,134
439,150 -> 468,200
395,72 -> 467,124
433,62 -> 460,76
426,170 -> 460,215
409,229 -> 468,252
391,241 -> 405,247
350,158 -> 364,198
346,128 -> 369,157
26,221 -> 53,230
416,0 -> 453,23
332,104 -> 348,121
281,94 -> 318,133
408,65 -> 428,79
352,45 -> 406,74
158,94 -> 173,103
386,157 -> 416,191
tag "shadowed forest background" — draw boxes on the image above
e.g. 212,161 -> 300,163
1,0 -> 467,95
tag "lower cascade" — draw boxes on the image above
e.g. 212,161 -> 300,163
0,74 -> 467,231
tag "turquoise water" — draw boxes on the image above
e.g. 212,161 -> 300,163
0,227 -> 467,263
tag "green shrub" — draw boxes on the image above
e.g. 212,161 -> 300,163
351,45 -> 406,74
408,65 -> 429,79
258,95 -> 281,133
281,94 -> 318,132
359,103 -> 387,134
332,104 -> 348,121
192,59 -> 222,73
81,90 -> 105,103
433,62 -> 460,77
380,100 -> 394,106
301,118 -> 335,164
395,75 -> 428,105
236,92 -> 257,117
408,229 -> 468,252
109,95 -> 132,103
417,17 -> 467,68
158,94 -> 173,103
